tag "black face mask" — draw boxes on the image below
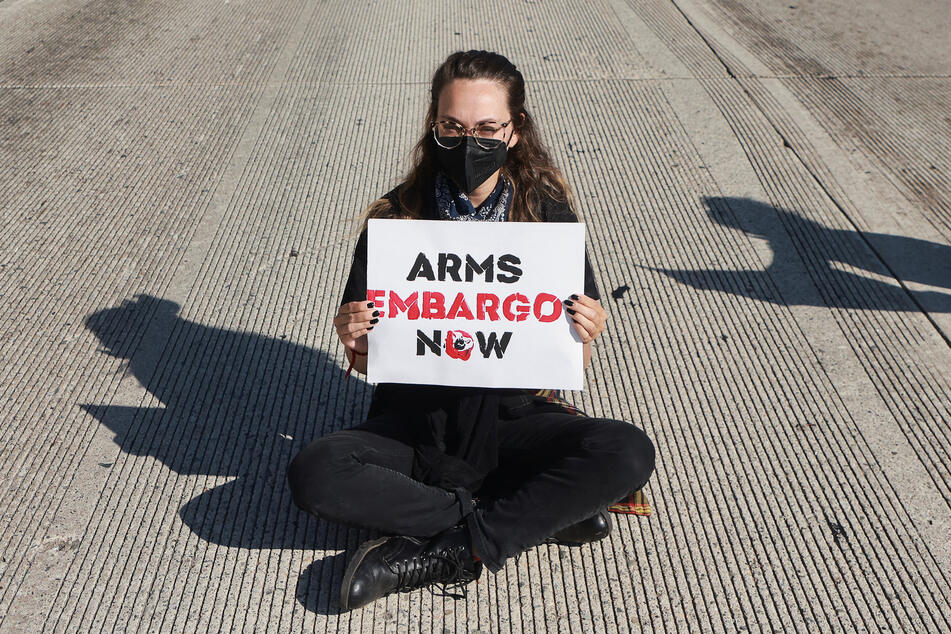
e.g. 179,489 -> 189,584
434,136 -> 508,193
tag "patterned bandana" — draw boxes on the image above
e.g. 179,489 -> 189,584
434,171 -> 512,222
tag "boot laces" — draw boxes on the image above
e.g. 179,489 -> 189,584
388,545 -> 478,600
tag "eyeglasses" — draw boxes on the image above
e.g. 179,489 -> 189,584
431,119 -> 513,150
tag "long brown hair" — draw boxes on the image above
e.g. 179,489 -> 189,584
363,50 -> 572,225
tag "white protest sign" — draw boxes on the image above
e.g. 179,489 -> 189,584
366,218 -> 585,389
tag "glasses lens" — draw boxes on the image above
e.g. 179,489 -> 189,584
474,124 -> 501,138
474,121 -> 509,149
433,131 -> 462,149
474,135 -> 504,150
435,121 -> 464,137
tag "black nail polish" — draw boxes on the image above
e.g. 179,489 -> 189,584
366,302 -> 374,308
370,318 -> 379,324
570,294 -> 579,300
564,299 -> 574,306
372,310 -> 380,317
367,325 -> 374,330
566,308 -> 576,315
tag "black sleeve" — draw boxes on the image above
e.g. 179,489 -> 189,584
582,251 -> 601,301
340,227 -> 369,306
342,189 -> 404,306
543,199 -> 601,301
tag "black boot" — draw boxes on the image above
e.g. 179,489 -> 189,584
340,524 -> 483,611
544,508 -> 613,546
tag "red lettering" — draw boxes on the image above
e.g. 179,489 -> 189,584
447,292 -> 475,320
388,291 -> 420,320
445,330 -> 474,360
502,293 -> 530,322
367,289 -> 385,317
422,291 -> 446,319
476,293 -> 500,321
533,293 -> 562,322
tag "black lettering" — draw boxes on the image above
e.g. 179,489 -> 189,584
477,331 -> 513,358
417,330 -> 442,356
438,253 -> 462,282
407,252 -> 435,281
496,254 -> 522,283
465,254 -> 494,282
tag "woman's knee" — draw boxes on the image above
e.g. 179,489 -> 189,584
286,432 -> 359,514
581,420 -> 656,491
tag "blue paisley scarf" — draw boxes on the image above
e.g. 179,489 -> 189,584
434,171 -> 512,222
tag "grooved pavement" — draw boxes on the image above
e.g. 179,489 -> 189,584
1,0 -> 949,631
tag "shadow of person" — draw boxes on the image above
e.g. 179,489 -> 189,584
82,294 -> 373,552
647,197 -> 951,312
295,552 -> 350,616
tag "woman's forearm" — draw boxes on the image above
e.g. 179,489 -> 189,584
346,347 -> 369,375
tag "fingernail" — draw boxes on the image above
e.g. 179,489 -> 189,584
566,308 -> 576,315
571,319 -> 579,324
367,325 -> 374,330
570,294 -> 579,300
366,302 -> 374,308
564,299 -> 574,306
370,318 -> 379,324
372,310 -> 380,317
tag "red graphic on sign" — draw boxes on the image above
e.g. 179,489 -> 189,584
445,330 -> 475,361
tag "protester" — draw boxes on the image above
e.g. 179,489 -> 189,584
287,50 -> 655,611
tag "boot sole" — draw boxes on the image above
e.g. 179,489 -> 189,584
340,536 -> 390,611
543,535 -> 608,546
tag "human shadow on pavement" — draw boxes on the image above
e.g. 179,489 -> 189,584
296,553 -> 352,616
647,196 -> 951,312
82,294 -> 375,553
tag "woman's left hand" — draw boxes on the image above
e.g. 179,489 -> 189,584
564,294 -> 607,343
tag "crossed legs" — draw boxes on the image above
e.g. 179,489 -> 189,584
287,411 -> 655,572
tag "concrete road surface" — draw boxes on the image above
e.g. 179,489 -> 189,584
1,0 -> 949,631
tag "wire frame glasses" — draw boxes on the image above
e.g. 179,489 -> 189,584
431,119 -> 513,150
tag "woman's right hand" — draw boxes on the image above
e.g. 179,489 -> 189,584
333,301 -> 378,354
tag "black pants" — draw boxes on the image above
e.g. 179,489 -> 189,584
286,410 -> 655,573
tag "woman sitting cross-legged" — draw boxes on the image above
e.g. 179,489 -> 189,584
286,49 -> 656,611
